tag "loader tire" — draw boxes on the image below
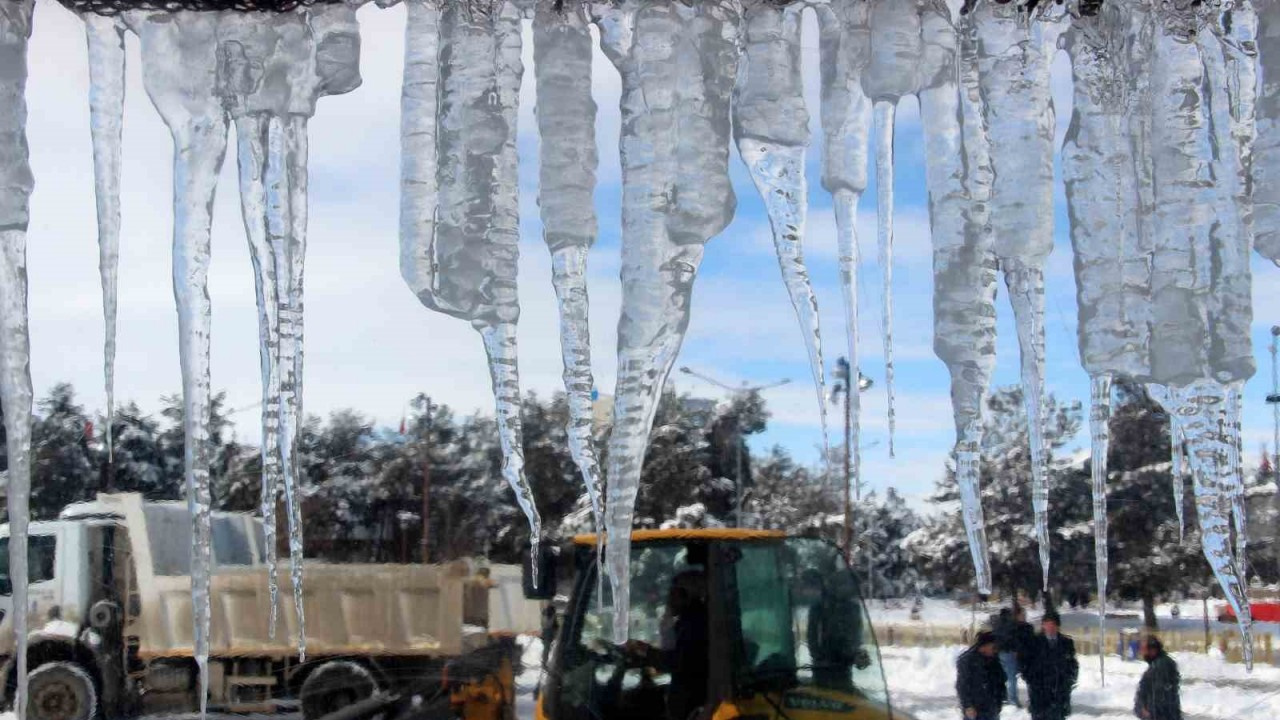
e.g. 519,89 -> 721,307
26,662 -> 96,720
300,660 -> 376,720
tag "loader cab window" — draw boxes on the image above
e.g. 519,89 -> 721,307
559,541 -> 708,720
729,538 -> 888,705
0,534 -> 58,594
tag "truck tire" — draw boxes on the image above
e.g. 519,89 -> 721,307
26,662 -> 96,720
300,661 -> 376,720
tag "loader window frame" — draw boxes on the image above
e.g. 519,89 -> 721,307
0,534 -> 58,595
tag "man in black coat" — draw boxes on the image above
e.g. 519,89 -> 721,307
1134,635 -> 1182,720
957,631 -> 1006,720
1021,610 -> 1078,720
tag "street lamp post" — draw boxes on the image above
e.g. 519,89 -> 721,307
679,367 -> 790,527
830,359 -> 872,564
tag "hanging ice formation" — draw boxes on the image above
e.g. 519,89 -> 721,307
9,0 -> 1270,668
971,0 -> 1065,592
0,3 -> 36,717
1062,0 -> 1148,674
76,2 -> 362,704
924,0 -> 999,595
815,0 -> 871,545
532,0 -> 606,592
589,0 -> 740,642
399,0 -> 543,578
733,0 -> 828,448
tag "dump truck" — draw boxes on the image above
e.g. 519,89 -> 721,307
0,493 -> 528,720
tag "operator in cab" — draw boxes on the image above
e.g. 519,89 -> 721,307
624,566 -> 711,720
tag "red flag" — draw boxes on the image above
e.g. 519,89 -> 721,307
84,420 -> 94,442
1262,452 -> 1273,476
399,415 -> 406,436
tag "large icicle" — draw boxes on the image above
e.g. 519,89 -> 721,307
532,0 -> 604,544
923,7 -> 997,594
399,0 -> 542,576
972,1 -> 1063,591
733,0 -> 828,447
125,11 -> 232,711
1144,15 -> 1256,666
862,0 -> 923,457
591,0 -> 740,641
815,0 -> 871,542
0,2 -> 36,717
1257,0 -> 1280,265
1151,382 -> 1254,668
85,14 -> 127,462
1062,1 -> 1149,665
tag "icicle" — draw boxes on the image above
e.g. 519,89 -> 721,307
591,0 -> 740,641
924,9 -> 997,594
873,100 -> 896,457
532,2 -> 605,561
220,4 -> 363,652
734,0 -> 828,450
1148,383 -> 1187,538
1151,382 -> 1254,668
1089,374 -> 1112,681
234,114 -> 284,638
85,14 -> 126,463
815,0 -> 871,527
1256,0 -> 1280,264
125,11 -> 232,711
973,1 -> 1063,591
399,0 -> 542,578
875,99 -> 896,456
1226,385 -> 1248,575
863,0 -> 920,458
0,4 -> 36,717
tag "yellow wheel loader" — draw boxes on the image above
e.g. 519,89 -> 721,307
526,529 -> 916,720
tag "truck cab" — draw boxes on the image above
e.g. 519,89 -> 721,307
532,529 -> 912,720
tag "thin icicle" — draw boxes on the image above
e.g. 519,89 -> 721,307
1226,384 -> 1248,575
873,100 -> 896,457
1089,374 -> 1112,682
862,0 -> 920,459
234,115 -> 283,638
532,1 -> 604,547
0,4 -> 35,717
1148,383 -> 1187,538
591,0 -> 740,641
816,0 -> 871,530
734,1 -> 828,450
85,14 -> 126,463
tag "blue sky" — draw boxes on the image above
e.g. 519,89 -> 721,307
19,2 -> 1280,506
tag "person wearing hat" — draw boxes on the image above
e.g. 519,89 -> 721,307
956,630 -> 1006,720
1020,609 -> 1078,720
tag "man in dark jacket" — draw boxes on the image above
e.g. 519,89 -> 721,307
1134,635 -> 1181,720
1021,610 -> 1078,720
992,605 -> 1034,708
957,631 -> 1006,720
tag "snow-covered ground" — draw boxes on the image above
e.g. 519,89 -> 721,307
883,644 -> 1280,720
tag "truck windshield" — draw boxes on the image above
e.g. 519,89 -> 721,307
0,535 -> 58,595
729,538 -> 889,704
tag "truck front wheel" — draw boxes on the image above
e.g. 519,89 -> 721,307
300,661 -> 376,720
26,662 -> 96,720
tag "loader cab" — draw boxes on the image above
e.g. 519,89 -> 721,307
534,530 -> 901,720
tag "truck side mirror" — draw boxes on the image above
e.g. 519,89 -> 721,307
522,541 -> 557,600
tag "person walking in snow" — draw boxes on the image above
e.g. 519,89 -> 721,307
1134,635 -> 1181,720
957,630 -> 1006,720
992,604 -> 1033,707
1021,610 -> 1078,720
